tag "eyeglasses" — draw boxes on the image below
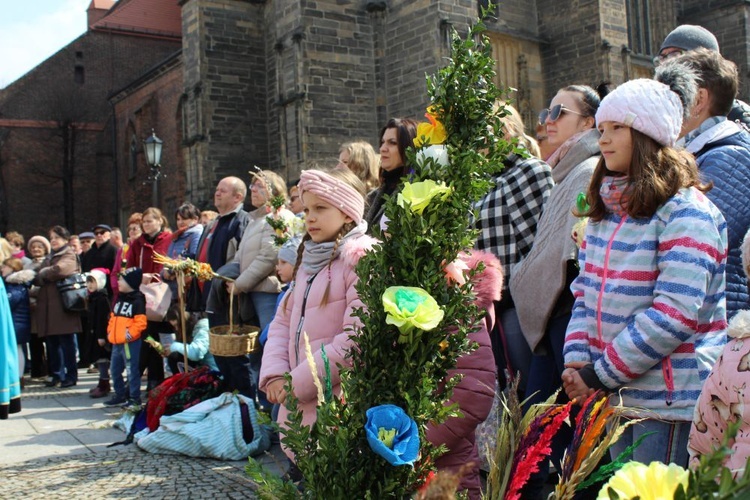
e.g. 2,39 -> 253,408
538,104 -> 586,125
94,230 -> 107,236
652,49 -> 684,67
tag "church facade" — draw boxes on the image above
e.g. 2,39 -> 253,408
1,0 -> 748,234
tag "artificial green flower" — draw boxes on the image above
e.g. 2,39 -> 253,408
397,180 -> 452,215
597,461 -> 689,500
382,286 -> 444,337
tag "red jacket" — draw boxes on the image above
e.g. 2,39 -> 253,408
427,250 -> 501,500
126,231 -> 171,274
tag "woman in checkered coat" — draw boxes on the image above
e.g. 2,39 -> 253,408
474,105 -> 553,395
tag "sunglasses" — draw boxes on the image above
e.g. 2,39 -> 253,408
538,104 -> 586,125
94,230 -> 107,236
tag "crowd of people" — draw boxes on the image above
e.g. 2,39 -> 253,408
1,22 -> 750,497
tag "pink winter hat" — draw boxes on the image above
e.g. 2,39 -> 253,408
595,78 -> 684,147
298,169 -> 365,224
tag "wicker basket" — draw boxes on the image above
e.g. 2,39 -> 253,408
209,325 -> 260,356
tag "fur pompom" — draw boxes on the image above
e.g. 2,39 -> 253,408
654,62 -> 699,122
728,310 -> 750,339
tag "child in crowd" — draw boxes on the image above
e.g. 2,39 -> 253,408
2,257 -> 34,387
688,229 -> 750,476
258,235 -> 301,422
163,304 -> 218,373
104,267 -> 147,409
562,73 -> 727,466
86,269 -> 111,399
258,236 -> 301,350
260,168 -> 376,460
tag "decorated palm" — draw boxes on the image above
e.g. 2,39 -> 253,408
248,9 -> 513,498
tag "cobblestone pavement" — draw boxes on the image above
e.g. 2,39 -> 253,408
1,448 -> 265,499
1,372 -> 287,499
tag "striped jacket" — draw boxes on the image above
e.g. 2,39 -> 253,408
564,187 -> 728,420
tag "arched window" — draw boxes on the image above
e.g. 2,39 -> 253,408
129,135 -> 138,179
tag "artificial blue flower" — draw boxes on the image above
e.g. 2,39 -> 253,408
365,404 -> 420,466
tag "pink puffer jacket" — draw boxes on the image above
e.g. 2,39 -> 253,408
259,234 -> 377,459
689,310 -> 750,476
427,250 -> 501,499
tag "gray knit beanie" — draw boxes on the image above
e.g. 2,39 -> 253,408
278,236 -> 302,265
660,25 -> 719,54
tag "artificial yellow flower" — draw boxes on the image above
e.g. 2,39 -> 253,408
597,461 -> 689,500
397,180 -> 452,215
382,286 -> 445,337
413,108 -> 447,147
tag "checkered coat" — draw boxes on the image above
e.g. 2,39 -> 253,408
474,152 -> 553,293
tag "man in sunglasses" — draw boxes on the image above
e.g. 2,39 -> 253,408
81,224 -> 117,288
655,24 -> 750,131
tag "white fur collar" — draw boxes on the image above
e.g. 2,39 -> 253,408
4,269 -> 35,285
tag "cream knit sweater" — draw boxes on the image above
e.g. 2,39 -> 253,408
509,128 -> 600,352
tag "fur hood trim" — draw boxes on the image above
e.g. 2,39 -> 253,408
341,235 -> 379,268
459,250 -> 503,310
728,310 -> 750,339
5,269 -> 36,285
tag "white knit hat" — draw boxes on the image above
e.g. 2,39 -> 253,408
595,79 -> 684,147
86,268 -> 108,292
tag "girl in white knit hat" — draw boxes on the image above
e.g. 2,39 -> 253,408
561,68 -> 729,466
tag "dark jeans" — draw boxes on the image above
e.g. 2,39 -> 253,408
77,315 -> 90,367
139,321 -> 171,387
46,334 -> 77,383
111,340 -> 142,401
30,333 -> 47,378
521,313 -> 571,500
490,305 -> 532,396
167,351 -> 201,374
215,354 -> 255,399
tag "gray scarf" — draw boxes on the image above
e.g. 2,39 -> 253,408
301,220 -> 368,274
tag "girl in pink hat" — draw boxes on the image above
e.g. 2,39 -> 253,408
260,167 -> 377,461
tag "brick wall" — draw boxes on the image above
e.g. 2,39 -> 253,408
0,31 -> 180,236
111,56 -> 186,225
536,0 -> 606,101
298,0 -> 380,175
181,0 -> 269,205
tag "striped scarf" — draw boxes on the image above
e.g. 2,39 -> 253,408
599,175 -> 631,217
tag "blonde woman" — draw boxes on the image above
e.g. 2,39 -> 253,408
337,141 -> 380,192
0,238 -> 13,262
126,207 -> 172,391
